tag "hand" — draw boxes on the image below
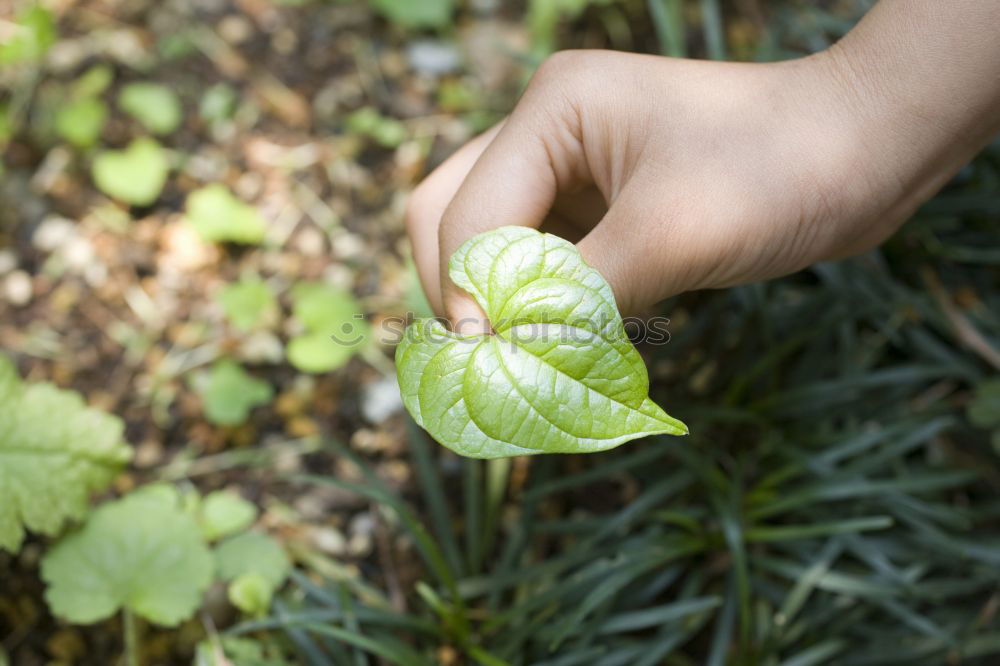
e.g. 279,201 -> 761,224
406,3 -> 1000,333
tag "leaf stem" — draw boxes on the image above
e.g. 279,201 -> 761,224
123,609 -> 140,666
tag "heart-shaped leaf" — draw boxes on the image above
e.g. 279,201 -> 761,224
92,137 -> 169,206
41,487 -> 214,626
185,184 -> 267,245
395,226 -> 687,458
198,490 -> 258,542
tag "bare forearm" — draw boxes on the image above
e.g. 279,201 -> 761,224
827,0 -> 1000,214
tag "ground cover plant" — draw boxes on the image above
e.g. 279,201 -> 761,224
2,0 -> 999,664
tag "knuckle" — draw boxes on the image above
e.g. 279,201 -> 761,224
404,185 -> 432,233
531,50 -> 588,89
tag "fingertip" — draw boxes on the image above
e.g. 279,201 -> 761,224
443,288 -> 491,335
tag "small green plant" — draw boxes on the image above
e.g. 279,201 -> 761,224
190,359 -> 273,426
198,490 -> 259,541
396,226 -> 687,458
41,486 -> 215,627
287,282 -> 369,373
54,65 -> 114,148
185,184 -> 268,244
215,531 -> 291,616
199,83 -> 238,125
0,4 -> 56,65
0,356 -> 132,552
55,97 -> 107,148
345,106 -> 408,148
118,82 -> 183,135
218,276 -> 279,331
92,137 -> 170,206
369,0 -> 454,30
39,483 -> 284,665
194,636 -> 293,666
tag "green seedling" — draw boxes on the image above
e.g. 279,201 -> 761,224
191,359 -> 273,426
92,137 -> 170,206
287,282 -> 369,373
185,184 -> 267,244
119,82 -> 183,135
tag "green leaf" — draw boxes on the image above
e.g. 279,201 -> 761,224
194,636 -> 293,666
229,572 -> 274,616
41,489 -> 214,626
191,359 -> 273,426
216,531 -> 291,587
291,282 -> 365,333
0,5 -> 56,65
118,82 -> 183,135
0,356 -> 131,553
199,490 -> 258,541
369,0 -> 454,30
55,97 -> 107,148
345,106 -> 407,148
219,277 -> 278,331
395,226 -> 687,458
70,64 -> 114,98
286,332 -> 356,374
967,379 -> 1000,429
199,83 -> 237,124
185,184 -> 267,244
92,137 -> 169,206
287,282 -> 368,373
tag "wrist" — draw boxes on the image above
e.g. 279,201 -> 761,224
799,47 -> 966,230
811,10 -> 1000,227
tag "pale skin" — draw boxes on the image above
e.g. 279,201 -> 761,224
406,1 -> 1000,333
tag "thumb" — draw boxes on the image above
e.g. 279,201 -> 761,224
438,59 -> 586,334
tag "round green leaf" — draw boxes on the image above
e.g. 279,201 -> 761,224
215,531 -> 290,589
287,282 -> 368,373
291,282 -> 366,333
228,572 -> 273,616
199,490 -> 258,542
287,332 -> 355,373
55,97 -> 107,148
218,277 -> 278,331
191,359 -> 272,426
119,82 -> 183,135
185,184 -> 267,244
92,137 -> 169,206
395,227 -> 687,458
41,490 -> 214,626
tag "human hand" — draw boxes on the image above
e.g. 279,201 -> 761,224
406,3 -> 1000,333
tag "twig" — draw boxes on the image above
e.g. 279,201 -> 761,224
923,267 -> 1000,371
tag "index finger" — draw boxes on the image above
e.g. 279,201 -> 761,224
404,123 -> 505,317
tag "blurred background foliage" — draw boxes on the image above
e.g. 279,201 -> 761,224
2,0 -> 999,665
